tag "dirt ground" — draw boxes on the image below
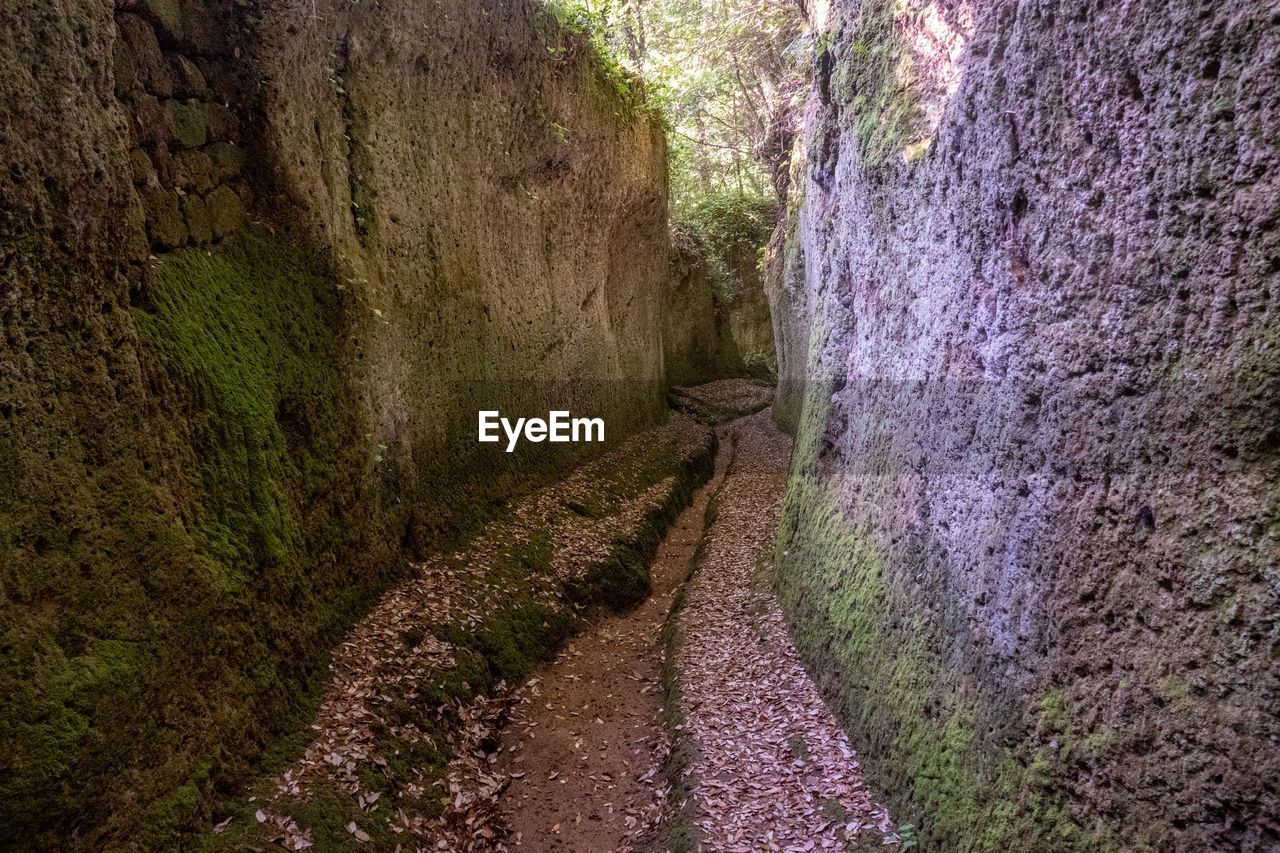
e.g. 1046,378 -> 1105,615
671,410 -> 892,851
491,429 -> 733,850
490,406 -> 892,852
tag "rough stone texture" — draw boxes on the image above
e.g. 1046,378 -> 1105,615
180,193 -> 212,243
0,0 -> 672,848
142,186 -> 189,248
249,0 -> 672,543
774,0 -> 1280,850
168,55 -> 209,99
663,227 -> 743,386
724,256 -> 777,380
204,183 -> 243,239
110,5 -> 248,253
713,228 -> 778,382
118,12 -> 172,97
165,98 -> 207,149
665,198 -> 779,387
205,140 -> 243,181
764,126 -> 813,434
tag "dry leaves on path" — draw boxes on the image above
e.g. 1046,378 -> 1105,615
671,409 -> 894,851
489,429 -> 735,851
222,416 -> 714,851
669,378 -> 775,423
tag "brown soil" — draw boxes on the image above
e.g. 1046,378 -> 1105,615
491,429 -> 733,851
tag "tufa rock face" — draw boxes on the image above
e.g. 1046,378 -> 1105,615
0,0 -> 670,847
665,197 -> 779,387
663,226 -> 743,386
773,0 -> 1280,850
250,0 -> 671,541
763,117 -> 813,434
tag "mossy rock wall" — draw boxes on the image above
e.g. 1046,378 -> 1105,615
774,0 -> 1280,849
0,0 -> 670,847
664,196 -> 779,387
662,226 -> 744,386
250,0 -> 672,544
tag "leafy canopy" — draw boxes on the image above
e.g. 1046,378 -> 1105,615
546,0 -> 811,215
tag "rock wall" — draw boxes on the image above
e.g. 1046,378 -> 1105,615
0,0 -> 670,846
662,220 -> 779,387
251,0 -> 672,544
113,3 -> 249,255
723,238 -> 778,381
764,126 -> 813,432
665,196 -> 780,387
774,0 -> 1280,849
663,226 -> 742,386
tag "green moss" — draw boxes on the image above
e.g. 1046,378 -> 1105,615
150,766 -> 208,840
0,230 -> 400,850
1037,689 -> 1067,730
772,377 -> 1113,851
204,185 -> 244,238
827,0 -> 924,171
675,193 -> 777,304
166,99 -> 208,149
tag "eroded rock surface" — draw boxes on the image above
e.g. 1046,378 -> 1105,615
773,0 -> 1280,849
0,1 -> 675,846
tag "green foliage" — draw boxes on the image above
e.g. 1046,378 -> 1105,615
675,192 -> 776,303
538,1 -> 645,112
550,0 -> 808,212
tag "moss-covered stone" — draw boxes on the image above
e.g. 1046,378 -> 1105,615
827,0 -> 922,171
772,2 -> 1280,848
205,141 -> 244,181
168,55 -> 208,98
127,89 -> 176,148
112,37 -> 136,96
129,148 -> 157,186
204,185 -> 243,239
117,14 -> 171,97
171,150 -> 213,193
201,101 -> 237,142
142,186 -> 188,248
165,98 -> 207,149
777,449 -> 1080,848
1,0 -> 674,848
140,0 -> 182,41
181,193 -> 212,243
125,189 -> 152,262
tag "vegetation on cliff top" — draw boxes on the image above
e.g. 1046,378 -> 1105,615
675,193 -> 777,303
546,0 -> 809,212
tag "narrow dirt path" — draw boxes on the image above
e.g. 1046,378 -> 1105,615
490,403 -> 889,851
671,409 -> 893,851
491,429 -> 734,850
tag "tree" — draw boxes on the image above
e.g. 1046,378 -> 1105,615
565,0 -> 811,213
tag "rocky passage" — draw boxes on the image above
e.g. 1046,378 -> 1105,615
472,400 -> 896,852
206,417 -> 714,850
4,0 -> 1279,848
489,426 -> 731,850
671,410 -> 893,851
